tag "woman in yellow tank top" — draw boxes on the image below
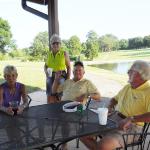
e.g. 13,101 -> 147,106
44,34 -> 71,103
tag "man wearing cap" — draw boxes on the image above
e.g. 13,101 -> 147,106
44,34 -> 71,103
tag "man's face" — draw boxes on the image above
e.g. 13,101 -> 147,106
127,68 -> 141,85
73,65 -> 85,81
4,72 -> 18,86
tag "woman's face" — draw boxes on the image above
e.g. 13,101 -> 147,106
51,42 -> 60,52
4,72 -> 18,86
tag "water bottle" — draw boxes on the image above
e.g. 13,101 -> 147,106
77,104 -> 83,113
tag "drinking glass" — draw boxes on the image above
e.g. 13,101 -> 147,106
9,101 -> 19,115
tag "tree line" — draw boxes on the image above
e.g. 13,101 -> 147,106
1,17 -> 150,61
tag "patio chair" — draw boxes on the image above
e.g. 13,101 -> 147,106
27,94 -> 32,106
117,122 -> 150,150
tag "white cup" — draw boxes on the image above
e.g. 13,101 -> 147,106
47,68 -> 53,77
97,107 -> 108,125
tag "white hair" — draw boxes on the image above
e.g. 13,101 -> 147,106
50,34 -> 61,45
131,60 -> 150,80
3,65 -> 17,75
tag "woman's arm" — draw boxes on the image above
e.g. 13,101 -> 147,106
64,51 -> 71,79
18,84 -> 28,114
0,86 -> 14,115
44,63 -> 48,77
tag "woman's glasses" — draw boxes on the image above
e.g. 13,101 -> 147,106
52,42 -> 60,45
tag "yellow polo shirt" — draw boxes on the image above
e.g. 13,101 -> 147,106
115,81 -> 150,118
57,78 -> 99,104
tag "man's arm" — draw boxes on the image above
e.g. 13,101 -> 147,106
64,51 -> 71,79
108,98 -> 118,113
119,112 -> 150,131
90,93 -> 101,101
52,71 -> 62,94
75,92 -> 100,103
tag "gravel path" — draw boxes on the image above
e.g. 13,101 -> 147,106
85,71 -> 123,98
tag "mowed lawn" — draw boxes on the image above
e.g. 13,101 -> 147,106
0,49 -> 150,93
96,49 -> 150,62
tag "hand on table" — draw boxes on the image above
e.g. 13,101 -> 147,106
6,107 -> 14,116
118,117 -> 132,131
76,94 -> 86,103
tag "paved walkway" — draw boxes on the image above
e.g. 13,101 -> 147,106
28,71 -> 123,149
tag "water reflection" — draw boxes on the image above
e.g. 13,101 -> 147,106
90,62 -> 132,74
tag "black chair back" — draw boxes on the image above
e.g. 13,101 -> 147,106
27,95 -> 32,106
117,123 -> 150,150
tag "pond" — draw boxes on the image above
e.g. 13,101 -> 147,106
89,62 -> 133,74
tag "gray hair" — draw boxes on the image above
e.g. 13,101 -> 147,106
3,65 -> 17,75
131,60 -> 150,80
50,34 -> 61,45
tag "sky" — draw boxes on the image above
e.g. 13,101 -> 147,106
0,0 -> 150,48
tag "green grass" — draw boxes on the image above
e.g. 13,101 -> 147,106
0,48 -> 150,93
95,49 -> 150,62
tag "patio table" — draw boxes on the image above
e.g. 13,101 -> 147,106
0,101 -> 117,150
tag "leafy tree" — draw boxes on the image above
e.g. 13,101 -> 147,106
119,39 -> 128,50
68,35 -> 82,56
128,37 -> 143,49
9,49 -> 25,58
0,18 -> 13,53
29,31 -> 49,60
99,34 -> 119,52
143,35 -> 150,48
85,30 -> 99,60
61,39 -> 70,52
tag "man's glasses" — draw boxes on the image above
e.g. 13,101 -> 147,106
127,69 -> 138,74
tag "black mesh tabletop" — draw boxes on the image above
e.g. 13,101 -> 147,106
0,101 -> 117,150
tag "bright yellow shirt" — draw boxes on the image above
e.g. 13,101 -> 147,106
57,78 -> 99,104
115,81 -> 150,125
46,50 -> 66,71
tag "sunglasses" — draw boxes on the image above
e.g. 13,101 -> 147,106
52,42 -> 60,45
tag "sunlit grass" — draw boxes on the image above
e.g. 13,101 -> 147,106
96,49 -> 150,62
0,49 -> 150,93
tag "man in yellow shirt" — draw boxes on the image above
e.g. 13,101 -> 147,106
81,60 -> 150,150
52,61 -> 101,150
52,61 -> 101,104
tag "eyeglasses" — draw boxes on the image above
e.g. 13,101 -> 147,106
52,42 -> 60,45
127,69 -> 138,74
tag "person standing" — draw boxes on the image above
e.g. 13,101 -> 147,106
44,34 -> 71,103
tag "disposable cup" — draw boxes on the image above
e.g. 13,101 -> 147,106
47,68 -> 53,77
97,107 -> 108,125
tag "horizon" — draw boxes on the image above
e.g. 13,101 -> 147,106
0,0 -> 150,48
